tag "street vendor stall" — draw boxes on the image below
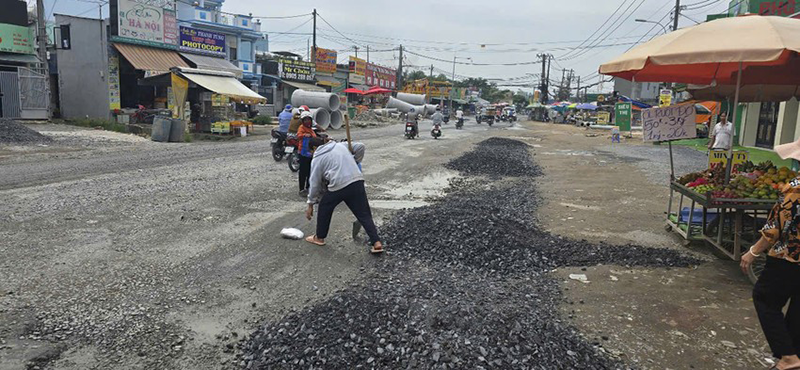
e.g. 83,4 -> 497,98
599,15 -> 800,283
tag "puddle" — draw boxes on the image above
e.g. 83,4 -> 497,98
371,199 -> 429,209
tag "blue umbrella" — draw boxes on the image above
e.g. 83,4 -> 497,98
576,103 -> 598,110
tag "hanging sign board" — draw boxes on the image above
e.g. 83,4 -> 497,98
179,26 -> 225,56
614,102 -> 632,131
596,111 -> 610,125
278,58 -> 315,82
315,47 -> 337,74
708,150 -> 749,168
116,0 -> 178,47
659,89 -> 672,107
0,24 -> 34,54
642,104 -> 697,142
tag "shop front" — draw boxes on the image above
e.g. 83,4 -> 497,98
112,43 -> 190,112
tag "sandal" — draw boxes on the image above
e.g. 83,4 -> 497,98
305,235 -> 325,246
370,243 -> 384,254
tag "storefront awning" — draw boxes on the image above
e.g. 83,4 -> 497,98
114,43 -> 189,75
175,67 -> 266,103
179,53 -> 242,78
351,84 -> 369,91
315,75 -> 342,87
282,80 -> 325,92
0,53 -> 40,64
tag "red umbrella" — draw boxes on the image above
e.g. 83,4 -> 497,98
343,87 -> 364,95
364,86 -> 392,95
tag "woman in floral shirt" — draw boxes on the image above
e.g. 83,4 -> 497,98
743,141 -> 800,370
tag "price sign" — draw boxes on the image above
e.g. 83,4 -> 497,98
708,150 -> 749,168
597,111 -> 610,125
659,89 -> 672,107
642,104 -> 697,142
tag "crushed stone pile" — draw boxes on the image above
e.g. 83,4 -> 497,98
352,110 -> 402,128
239,138 -> 702,369
0,119 -> 52,145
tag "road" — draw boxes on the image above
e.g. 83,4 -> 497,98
0,119 -> 767,369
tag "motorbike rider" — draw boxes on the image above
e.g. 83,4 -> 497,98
297,111 -> 319,196
431,107 -> 444,126
288,108 -> 302,133
407,108 -> 419,137
278,104 -> 292,134
456,108 -> 464,121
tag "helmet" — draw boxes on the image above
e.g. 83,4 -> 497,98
301,105 -> 310,111
300,111 -> 313,120
284,104 -> 292,111
435,106 -> 441,111
292,108 -> 300,115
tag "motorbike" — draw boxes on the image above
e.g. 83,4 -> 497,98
475,115 -> 482,124
431,123 -> 442,139
499,114 -> 508,122
270,129 -> 288,161
509,112 -> 517,122
443,114 -> 450,124
405,121 -> 418,139
456,117 -> 464,129
284,135 -> 300,172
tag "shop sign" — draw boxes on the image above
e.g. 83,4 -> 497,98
278,58 -> 315,82
211,121 -> 230,134
614,102 -> 632,131
709,150 -> 749,168
315,47 -> 337,74
641,104 -> 697,142
348,56 -> 366,84
365,62 -> 396,89
0,23 -> 34,54
659,89 -> 672,107
116,0 -> 178,47
108,50 -> 121,110
179,26 -> 225,56
597,111 -> 610,125
748,1 -> 798,16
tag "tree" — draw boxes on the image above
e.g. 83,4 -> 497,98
512,92 -> 528,108
404,70 -> 427,82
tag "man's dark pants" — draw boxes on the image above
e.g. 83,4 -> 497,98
315,180 -> 380,245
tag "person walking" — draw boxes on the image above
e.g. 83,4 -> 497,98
741,138 -> 800,370
708,112 -> 733,151
304,141 -> 383,254
296,111 -> 317,196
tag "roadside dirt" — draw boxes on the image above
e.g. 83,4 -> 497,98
525,121 -> 770,369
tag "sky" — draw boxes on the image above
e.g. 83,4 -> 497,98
42,0 -> 736,94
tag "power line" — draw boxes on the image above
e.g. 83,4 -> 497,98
558,0 -> 631,59
561,0 -> 648,61
316,13 -> 368,49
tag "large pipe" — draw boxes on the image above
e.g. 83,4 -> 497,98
372,108 -> 398,116
291,90 -> 341,111
425,104 -> 437,115
310,108 -> 331,129
386,96 -> 416,113
329,110 -> 343,130
396,92 -> 426,105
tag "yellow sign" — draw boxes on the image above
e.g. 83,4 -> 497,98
708,150 -> 749,168
171,73 -> 189,119
597,111 -> 610,125
597,94 -> 605,102
211,121 -> 230,134
533,90 -> 540,102
659,89 -> 672,107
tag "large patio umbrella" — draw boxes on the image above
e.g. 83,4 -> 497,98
599,15 -> 800,181
576,103 -> 598,110
343,87 -> 365,95
363,86 -> 392,95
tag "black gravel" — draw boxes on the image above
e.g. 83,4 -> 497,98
0,119 -> 52,144
444,137 -> 542,177
240,138 -> 702,369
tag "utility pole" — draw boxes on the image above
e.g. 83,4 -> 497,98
428,64 -> 434,103
538,53 -> 547,104
366,45 -> 370,65
396,44 -> 403,91
354,45 -> 358,58
311,9 -> 317,63
36,0 -> 50,117
673,0 -> 680,31
306,39 -> 309,60
576,75 -> 581,102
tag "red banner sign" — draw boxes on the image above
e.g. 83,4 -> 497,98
365,62 -> 396,89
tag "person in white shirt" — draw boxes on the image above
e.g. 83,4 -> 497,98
455,109 -> 463,119
708,112 -> 733,151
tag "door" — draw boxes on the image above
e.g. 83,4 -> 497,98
0,70 -> 21,118
756,102 -> 780,148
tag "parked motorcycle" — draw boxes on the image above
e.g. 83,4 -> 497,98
285,135 -> 300,172
456,117 -> 464,129
405,121 -> 418,139
270,129 -> 288,161
431,123 -> 442,139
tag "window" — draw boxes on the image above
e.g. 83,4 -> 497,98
229,47 -> 237,61
242,19 -> 248,26
199,11 -> 207,20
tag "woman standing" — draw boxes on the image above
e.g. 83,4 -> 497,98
295,111 -> 317,196
742,139 -> 800,370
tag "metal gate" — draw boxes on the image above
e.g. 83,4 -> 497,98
0,66 -> 49,119
0,70 -> 21,118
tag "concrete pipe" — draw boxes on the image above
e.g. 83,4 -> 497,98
425,104 -> 437,115
291,90 -> 341,111
310,108 -> 331,129
373,108 -> 398,116
414,105 -> 428,116
396,92 -> 426,105
329,110 -> 343,130
386,96 -> 416,113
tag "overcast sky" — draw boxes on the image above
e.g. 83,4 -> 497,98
45,0 -> 734,93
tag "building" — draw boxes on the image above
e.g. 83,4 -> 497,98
613,77 -> 660,105
0,0 -> 48,119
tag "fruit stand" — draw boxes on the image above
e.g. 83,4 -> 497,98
667,161 -> 791,268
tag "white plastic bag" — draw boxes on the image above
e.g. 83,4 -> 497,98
280,228 -> 304,240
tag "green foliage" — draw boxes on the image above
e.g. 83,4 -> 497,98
252,115 -> 273,125
184,134 -> 193,143
69,118 -> 127,133
512,93 -> 529,108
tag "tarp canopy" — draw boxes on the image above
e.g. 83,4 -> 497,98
0,53 -> 40,64
343,87 -> 364,94
283,80 -> 325,92
114,43 -> 189,75
179,53 -> 241,78
175,67 -> 265,103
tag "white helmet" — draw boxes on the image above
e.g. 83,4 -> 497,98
300,111 -> 313,120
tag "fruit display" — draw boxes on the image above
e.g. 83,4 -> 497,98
676,160 -> 795,201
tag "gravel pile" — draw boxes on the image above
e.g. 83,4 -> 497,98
0,119 -> 52,145
444,137 -> 541,177
240,138 -> 701,369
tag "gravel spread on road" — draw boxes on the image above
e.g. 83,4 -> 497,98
0,119 -> 53,145
240,138 -> 701,369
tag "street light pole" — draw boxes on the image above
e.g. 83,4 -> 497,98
635,19 -> 669,35
450,56 -> 471,112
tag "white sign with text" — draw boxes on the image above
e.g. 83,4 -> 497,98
642,104 -> 697,142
